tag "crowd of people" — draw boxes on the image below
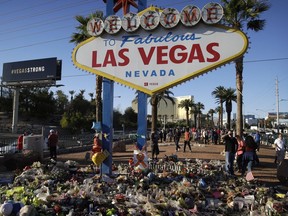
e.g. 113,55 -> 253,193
147,126 -> 287,177
18,125 -> 286,178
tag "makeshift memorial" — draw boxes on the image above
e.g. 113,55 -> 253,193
0,157 -> 287,215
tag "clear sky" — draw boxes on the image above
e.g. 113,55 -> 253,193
0,0 -> 287,118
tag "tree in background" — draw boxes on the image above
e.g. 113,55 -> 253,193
19,87 -> 56,121
221,0 -> 270,136
55,90 -> 69,115
70,11 -> 104,122
0,87 -> 13,112
178,98 -> 194,127
208,108 -> 216,127
223,87 -> 237,130
69,90 -> 75,101
215,106 -> 222,128
212,85 -> 226,129
123,107 -> 137,130
194,102 -> 205,129
150,90 -> 175,132
60,91 -> 92,133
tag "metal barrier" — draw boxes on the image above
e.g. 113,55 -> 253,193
0,137 -> 18,155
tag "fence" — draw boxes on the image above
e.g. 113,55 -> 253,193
0,133 -> 134,156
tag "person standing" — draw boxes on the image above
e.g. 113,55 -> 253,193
151,131 -> 159,160
183,127 -> 192,152
17,132 -> 27,152
212,129 -> 219,145
48,129 -> 58,159
254,131 -> 261,151
174,128 -> 181,151
222,130 -> 237,175
242,135 -> 258,176
159,129 -> 163,143
274,133 -> 286,164
163,129 -> 167,143
235,135 -> 246,173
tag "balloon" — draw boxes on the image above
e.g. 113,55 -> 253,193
91,121 -> 102,131
92,152 -> 107,166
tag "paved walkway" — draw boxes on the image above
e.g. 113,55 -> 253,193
53,141 -> 280,186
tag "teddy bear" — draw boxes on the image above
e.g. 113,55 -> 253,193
0,201 -> 24,216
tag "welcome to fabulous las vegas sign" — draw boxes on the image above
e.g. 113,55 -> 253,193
72,3 -> 248,95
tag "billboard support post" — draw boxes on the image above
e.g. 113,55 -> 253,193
12,88 -> 19,134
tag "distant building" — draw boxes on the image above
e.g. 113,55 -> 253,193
267,112 -> 288,127
244,114 -> 258,126
132,95 -> 194,123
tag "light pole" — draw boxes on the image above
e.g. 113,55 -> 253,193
122,123 -> 125,136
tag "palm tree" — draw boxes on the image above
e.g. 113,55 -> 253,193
178,98 -> 194,127
221,0 -> 270,136
194,102 -> 205,129
79,89 -> 85,97
190,106 -> 197,128
150,90 -> 175,132
69,90 -> 75,101
223,87 -> 237,130
70,11 -> 104,122
208,108 -> 216,127
215,106 -> 222,128
88,93 -> 94,101
212,86 -> 226,128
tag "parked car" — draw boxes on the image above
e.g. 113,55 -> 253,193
0,142 -> 18,155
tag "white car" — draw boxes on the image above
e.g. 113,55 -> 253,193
0,142 -> 18,155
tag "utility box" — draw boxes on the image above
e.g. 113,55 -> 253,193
23,135 -> 44,161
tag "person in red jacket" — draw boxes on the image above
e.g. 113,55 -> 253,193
17,132 -> 27,151
48,129 -> 58,159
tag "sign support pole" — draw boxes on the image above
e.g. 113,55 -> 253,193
102,79 -> 114,175
137,92 -> 147,150
136,1 -> 148,150
101,0 -> 115,175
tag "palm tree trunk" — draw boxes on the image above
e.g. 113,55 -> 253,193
227,111 -> 231,130
198,113 -> 201,129
96,75 -> 103,122
220,101 -> 223,128
151,95 -> 158,132
186,110 -> 189,126
236,57 -> 244,136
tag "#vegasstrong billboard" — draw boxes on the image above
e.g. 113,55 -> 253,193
72,3 -> 248,95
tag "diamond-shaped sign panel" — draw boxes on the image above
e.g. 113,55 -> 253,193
72,23 -> 248,95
